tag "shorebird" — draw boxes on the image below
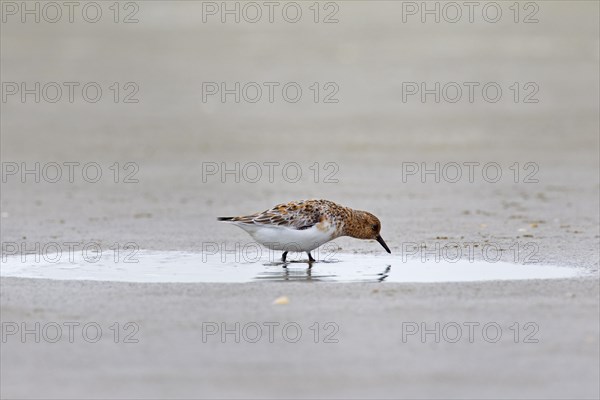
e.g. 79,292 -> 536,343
218,199 -> 391,264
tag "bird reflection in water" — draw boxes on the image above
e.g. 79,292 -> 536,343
255,261 -> 391,282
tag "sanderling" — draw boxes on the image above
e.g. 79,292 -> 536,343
218,199 -> 390,264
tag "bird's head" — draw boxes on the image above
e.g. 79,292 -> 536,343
347,211 -> 391,253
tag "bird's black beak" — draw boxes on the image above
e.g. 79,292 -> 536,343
376,235 -> 391,253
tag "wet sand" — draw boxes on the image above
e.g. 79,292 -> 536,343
1,1 -> 599,398
1,277 -> 599,399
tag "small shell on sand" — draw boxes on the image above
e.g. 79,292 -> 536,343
272,296 -> 289,305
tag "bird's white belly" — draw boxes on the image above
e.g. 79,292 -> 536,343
239,223 -> 336,252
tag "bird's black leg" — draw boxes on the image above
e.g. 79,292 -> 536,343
281,251 -> 288,263
307,252 -> 315,264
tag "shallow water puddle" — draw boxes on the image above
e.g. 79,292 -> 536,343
0,251 -> 585,283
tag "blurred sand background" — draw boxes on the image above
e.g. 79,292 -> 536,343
1,1 -> 599,398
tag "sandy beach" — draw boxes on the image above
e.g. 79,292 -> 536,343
1,1 -> 599,398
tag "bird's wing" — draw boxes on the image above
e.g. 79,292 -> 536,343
232,200 -> 325,230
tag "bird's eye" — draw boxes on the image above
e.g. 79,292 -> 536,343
372,224 -> 378,231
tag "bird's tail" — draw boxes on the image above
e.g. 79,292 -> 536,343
217,217 -> 235,221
